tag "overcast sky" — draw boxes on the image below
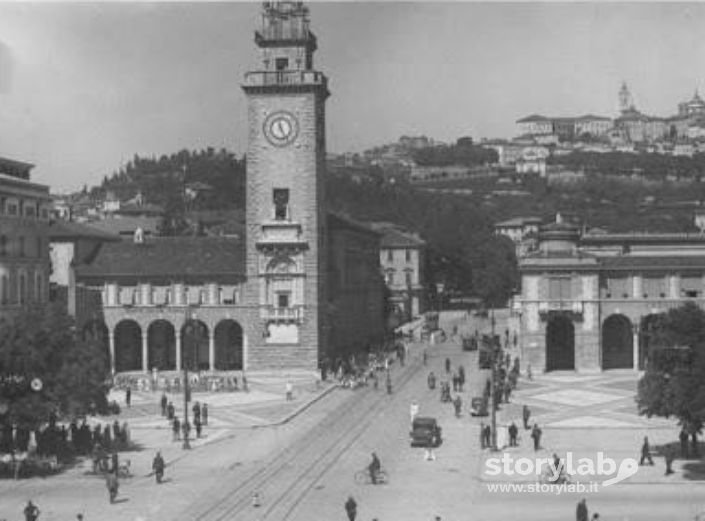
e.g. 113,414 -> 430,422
2,2 -> 705,192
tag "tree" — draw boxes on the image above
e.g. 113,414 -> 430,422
0,304 -> 110,429
637,302 -> 705,435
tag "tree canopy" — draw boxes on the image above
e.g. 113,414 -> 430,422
0,304 -> 110,428
637,302 -> 705,433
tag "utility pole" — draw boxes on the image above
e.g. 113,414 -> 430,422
490,309 -> 498,451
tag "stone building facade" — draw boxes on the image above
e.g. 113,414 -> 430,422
516,217 -> 705,373
0,157 -> 51,314
73,2 -> 387,375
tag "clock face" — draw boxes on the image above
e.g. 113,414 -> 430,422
264,111 -> 299,147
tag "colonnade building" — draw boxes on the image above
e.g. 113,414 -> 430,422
73,2 -> 386,375
516,216 -> 705,372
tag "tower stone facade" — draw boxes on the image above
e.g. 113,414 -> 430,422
241,1 -> 329,371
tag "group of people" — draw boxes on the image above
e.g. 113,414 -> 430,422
161,394 -> 208,442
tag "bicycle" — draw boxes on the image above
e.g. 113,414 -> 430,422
354,468 -> 389,485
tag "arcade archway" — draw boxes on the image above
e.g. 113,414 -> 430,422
181,319 -> 209,371
214,320 -> 244,370
601,314 -> 633,369
546,315 -> 575,371
114,320 -> 142,372
148,320 -> 176,371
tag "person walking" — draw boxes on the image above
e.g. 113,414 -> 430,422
105,472 -> 119,504
531,423 -> 542,451
458,365 -> 465,392
410,401 -> 419,425
445,358 -> 451,374
386,373 -> 392,394
522,405 -> 531,430
427,371 -> 436,390
344,496 -> 357,521
508,422 -> 519,447
285,381 -> 293,401
192,401 -> 201,425
453,395 -> 462,418
125,386 -> 131,408
160,393 -> 168,417
172,417 -> 180,442
23,500 -> 40,521
665,445 -> 676,475
152,451 -> 165,484
201,403 -> 208,426
166,401 -> 175,421
640,436 -> 654,465
576,498 -> 589,521
484,424 -> 492,449
194,417 -> 202,438
680,428 -> 689,458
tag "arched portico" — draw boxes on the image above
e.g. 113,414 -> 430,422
214,319 -> 244,370
601,314 -> 633,369
546,315 -> 575,371
181,319 -> 209,371
114,320 -> 142,372
148,320 -> 176,371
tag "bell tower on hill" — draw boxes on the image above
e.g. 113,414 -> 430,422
242,1 -> 329,371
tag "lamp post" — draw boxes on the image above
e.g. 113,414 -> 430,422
490,309 -> 498,451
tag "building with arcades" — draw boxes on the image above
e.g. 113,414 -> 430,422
0,157 -> 52,314
516,215 -> 705,373
72,2 -> 386,376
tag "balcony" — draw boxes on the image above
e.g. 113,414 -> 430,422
538,300 -> 583,319
261,305 -> 304,323
244,70 -> 327,89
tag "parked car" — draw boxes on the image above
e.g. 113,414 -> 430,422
410,416 -> 442,447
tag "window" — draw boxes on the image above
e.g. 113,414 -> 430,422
405,271 -> 413,287
405,249 -> 411,262
548,277 -> 571,300
387,271 -> 395,286
277,292 -> 290,308
275,57 -> 288,71
7,204 -> 17,216
273,188 -> 289,220
386,249 -> 393,262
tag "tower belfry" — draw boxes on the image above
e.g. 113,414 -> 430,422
618,82 -> 634,113
242,1 -> 329,371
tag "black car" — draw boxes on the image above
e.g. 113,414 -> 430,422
410,416 -> 442,447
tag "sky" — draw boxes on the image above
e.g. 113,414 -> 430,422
2,2 -> 705,193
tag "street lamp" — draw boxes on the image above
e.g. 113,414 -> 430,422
181,309 -> 200,450
489,310 -> 498,451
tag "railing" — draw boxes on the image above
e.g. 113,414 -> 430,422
262,305 -> 304,322
244,70 -> 326,87
538,300 -> 584,315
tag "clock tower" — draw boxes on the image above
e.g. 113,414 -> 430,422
242,1 -> 329,371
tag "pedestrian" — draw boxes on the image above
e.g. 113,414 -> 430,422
639,436 -> 654,465
423,349 -> 428,365
286,380 -> 293,401
503,381 -> 512,403
531,423 -> 542,451
201,403 -> 208,426
480,422 -> 486,449
160,393 -> 168,417
121,421 -> 130,445
458,365 -> 465,392
152,451 -> 165,484
680,428 -> 689,458
195,417 -> 202,438
386,373 -> 392,394
522,405 -> 531,430
77,514 -> 84,521
112,420 -> 121,445
192,401 -> 201,424
508,422 -> 518,447
172,416 -> 180,442
167,401 -> 175,421
452,371 -> 459,392
125,386 -> 131,408
182,421 -> 190,442
105,472 -> 119,503
484,424 -> 492,449
576,498 -> 588,521
344,496 -> 357,521
445,358 -> 451,374
453,395 -> 462,418
410,401 -> 419,425
427,371 -> 436,390
23,500 -> 40,521
665,445 -> 676,475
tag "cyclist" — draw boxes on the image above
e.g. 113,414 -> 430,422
368,452 -> 381,484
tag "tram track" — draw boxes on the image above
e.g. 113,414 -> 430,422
180,355 -> 423,521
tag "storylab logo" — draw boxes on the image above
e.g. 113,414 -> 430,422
485,452 -> 639,487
